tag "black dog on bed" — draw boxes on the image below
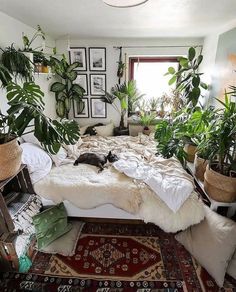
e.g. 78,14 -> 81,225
73,151 -> 118,172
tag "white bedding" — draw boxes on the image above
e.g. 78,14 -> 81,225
34,135 -> 205,232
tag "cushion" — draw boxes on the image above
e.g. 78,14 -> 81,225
85,123 -> 103,136
32,202 -> 72,249
175,206 -> 236,287
94,122 -> 114,137
21,143 -> 52,184
227,251 -> 236,280
37,221 -> 85,256
22,132 -> 41,147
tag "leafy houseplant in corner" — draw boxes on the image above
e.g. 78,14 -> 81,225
0,81 -> 80,180
203,93 -> 236,202
50,56 -> 85,118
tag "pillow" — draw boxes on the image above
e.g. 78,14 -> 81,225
22,132 -> 41,147
21,143 -> 52,184
80,125 -> 88,136
175,206 -> 236,287
51,147 -> 68,167
85,123 -> 103,136
32,202 -> 72,249
94,122 -> 114,137
37,221 -> 84,256
227,251 -> 236,280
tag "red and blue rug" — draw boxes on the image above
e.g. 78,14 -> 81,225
0,222 -> 235,291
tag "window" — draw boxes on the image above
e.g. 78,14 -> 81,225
129,57 -> 179,110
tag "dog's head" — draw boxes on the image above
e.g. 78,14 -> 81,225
107,151 -> 119,163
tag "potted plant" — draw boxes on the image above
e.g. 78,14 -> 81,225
0,73 -> 80,180
149,97 -> 159,114
50,56 -> 85,118
203,93 -> 236,202
140,112 -> 156,135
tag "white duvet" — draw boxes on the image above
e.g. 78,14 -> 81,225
34,135 -> 205,232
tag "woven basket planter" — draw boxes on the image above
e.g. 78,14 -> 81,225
204,164 -> 236,203
184,144 -> 197,163
193,154 -> 208,182
0,138 -> 22,181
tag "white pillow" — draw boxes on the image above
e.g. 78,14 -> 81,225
22,132 -> 41,147
175,206 -> 236,287
21,143 -> 52,184
227,251 -> 236,280
94,122 -> 114,137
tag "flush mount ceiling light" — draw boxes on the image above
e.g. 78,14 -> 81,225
103,0 -> 149,8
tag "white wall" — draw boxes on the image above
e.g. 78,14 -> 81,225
0,11 -> 56,118
56,37 -> 203,127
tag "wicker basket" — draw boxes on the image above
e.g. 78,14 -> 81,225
204,165 -> 236,202
0,138 -> 22,181
193,154 -> 208,182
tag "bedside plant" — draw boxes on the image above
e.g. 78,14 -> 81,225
140,112 -> 156,135
0,81 -> 80,180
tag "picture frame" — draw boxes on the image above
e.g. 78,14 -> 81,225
90,98 -> 107,118
69,47 -> 87,71
74,74 -> 88,96
90,74 -> 106,96
73,98 -> 89,118
89,47 -> 106,71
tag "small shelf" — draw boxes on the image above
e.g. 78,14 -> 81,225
186,162 -> 236,218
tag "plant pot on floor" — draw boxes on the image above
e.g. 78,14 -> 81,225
193,153 -> 209,181
184,143 -> 197,163
204,164 -> 236,203
0,138 -> 22,181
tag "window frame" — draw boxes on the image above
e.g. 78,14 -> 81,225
129,56 -> 179,81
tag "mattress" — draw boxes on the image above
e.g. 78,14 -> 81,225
34,135 -> 205,232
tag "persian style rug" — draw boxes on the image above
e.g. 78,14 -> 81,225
0,222 -> 235,291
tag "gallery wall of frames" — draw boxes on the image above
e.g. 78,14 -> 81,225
69,47 -> 107,119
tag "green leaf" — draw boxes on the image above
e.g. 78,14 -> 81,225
168,75 -> 177,86
50,82 -> 66,93
67,62 -> 80,72
188,47 -> 196,61
197,55 -> 203,66
200,82 -> 208,90
192,76 -> 200,88
168,67 -> 176,74
179,57 -> 189,68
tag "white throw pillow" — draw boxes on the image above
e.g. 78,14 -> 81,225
21,143 -> 52,184
175,206 -> 236,287
94,122 -> 114,137
227,251 -> 236,280
22,132 -> 41,147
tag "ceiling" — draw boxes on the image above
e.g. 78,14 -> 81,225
0,0 -> 236,39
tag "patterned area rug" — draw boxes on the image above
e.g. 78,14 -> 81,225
1,222 -> 235,291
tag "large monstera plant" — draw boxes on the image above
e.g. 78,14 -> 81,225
50,56 -> 85,118
0,82 -> 80,154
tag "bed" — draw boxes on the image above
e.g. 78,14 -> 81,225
33,134 -> 205,233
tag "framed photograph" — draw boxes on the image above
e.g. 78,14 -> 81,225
90,74 -> 106,96
69,47 -> 87,71
74,74 -> 88,95
90,98 -> 107,118
89,47 -> 106,71
73,98 -> 89,118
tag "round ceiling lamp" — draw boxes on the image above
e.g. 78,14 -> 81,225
103,0 -> 149,8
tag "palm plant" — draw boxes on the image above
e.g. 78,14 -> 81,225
140,112 -> 156,129
50,56 -> 85,118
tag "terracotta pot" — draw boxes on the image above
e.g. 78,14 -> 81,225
193,153 -> 208,181
204,164 -> 236,202
0,138 -> 22,181
184,144 -> 197,163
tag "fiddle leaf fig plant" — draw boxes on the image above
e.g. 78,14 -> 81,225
50,56 -> 85,118
165,47 -> 208,107
0,81 -> 80,154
